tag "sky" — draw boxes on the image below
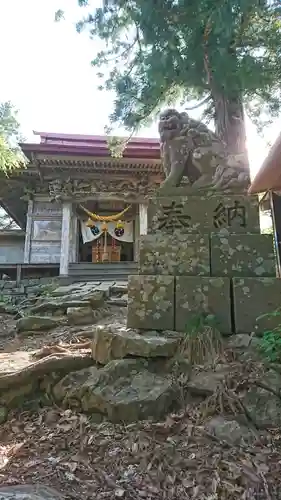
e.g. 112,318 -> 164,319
0,0 -> 280,178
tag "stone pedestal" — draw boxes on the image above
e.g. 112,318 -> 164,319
127,192 -> 279,334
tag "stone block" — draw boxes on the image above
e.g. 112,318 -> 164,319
22,279 -> 40,286
91,325 -> 180,364
127,275 -> 174,330
148,194 -> 260,235
67,306 -> 95,326
39,277 -> 56,284
139,233 -> 210,276
16,316 -> 59,333
3,281 -> 16,289
175,277 -> 231,333
211,233 -> 275,277
232,277 -> 281,334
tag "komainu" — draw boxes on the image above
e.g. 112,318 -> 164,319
158,109 -> 250,192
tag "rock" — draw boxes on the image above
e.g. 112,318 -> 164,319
54,359 -> 177,423
87,290 -> 105,308
53,366 -> 100,405
226,334 -> 253,349
0,303 -> 15,315
67,306 -> 95,325
0,406 -> 8,424
260,369 -> 281,395
82,359 -> 177,422
0,381 -> 37,407
0,302 -> 9,313
52,284 -> 85,296
111,283 -> 128,294
94,282 -> 113,297
187,365 -> 231,396
107,298 -> 127,307
29,289 -> 105,316
242,385 -> 281,428
225,334 -> 261,361
205,416 -> 256,445
91,325 -> 180,364
30,299 -> 90,315
0,485 -> 64,500
16,316 -> 59,333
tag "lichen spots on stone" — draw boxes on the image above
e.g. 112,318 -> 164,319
127,275 -> 175,330
210,234 -> 275,278
255,266 -> 266,276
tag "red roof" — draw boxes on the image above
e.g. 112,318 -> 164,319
20,131 -> 160,160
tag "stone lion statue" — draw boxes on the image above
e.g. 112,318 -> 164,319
158,108 -> 250,192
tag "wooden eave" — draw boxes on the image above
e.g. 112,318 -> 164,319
35,155 -> 162,174
21,140 -> 161,162
249,132 -> 281,194
0,184 -> 28,229
0,229 -> 25,238
0,141 -> 163,229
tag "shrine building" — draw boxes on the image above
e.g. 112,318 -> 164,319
0,132 -> 162,282
249,131 -> 281,272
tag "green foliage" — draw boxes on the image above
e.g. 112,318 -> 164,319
0,137 -> 22,173
57,0 -> 281,140
257,309 -> 281,362
185,313 -> 218,337
0,101 -> 26,174
0,101 -> 21,142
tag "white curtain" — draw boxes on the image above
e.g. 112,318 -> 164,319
80,220 -> 134,244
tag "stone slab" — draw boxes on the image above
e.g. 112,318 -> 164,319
211,233 -> 275,277
139,233 -> 210,276
147,194 -> 260,235
232,277 -> 281,334
175,277 -> 231,333
91,325 -> 180,364
127,275 -> 174,330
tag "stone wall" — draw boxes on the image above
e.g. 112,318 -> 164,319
127,193 -> 280,335
0,276 -> 71,305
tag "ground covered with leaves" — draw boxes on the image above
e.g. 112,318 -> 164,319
1,313 -> 281,499
1,404 -> 281,500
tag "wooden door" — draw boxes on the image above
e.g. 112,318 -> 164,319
91,241 -> 121,263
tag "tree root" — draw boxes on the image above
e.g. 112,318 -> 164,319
31,342 -> 91,360
0,352 -> 93,390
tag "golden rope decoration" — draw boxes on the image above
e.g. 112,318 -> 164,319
79,204 -> 131,222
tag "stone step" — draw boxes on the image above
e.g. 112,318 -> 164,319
68,263 -> 137,282
69,272 -> 133,283
69,263 -> 137,270
68,268 -> 137,276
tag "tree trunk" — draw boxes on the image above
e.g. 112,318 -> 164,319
212,88 -> 249,168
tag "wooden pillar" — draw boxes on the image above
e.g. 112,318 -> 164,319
134,203 -> 148,262
134,213 -> 140,262
60,201 -> 72,276
70,211 -> 78,263
270,192 -> 281,277
139,203 -> 148,235
16,264 -> 22,286
24,199 -> 33,263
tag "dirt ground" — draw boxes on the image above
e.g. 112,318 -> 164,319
0,307 -> 126,353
